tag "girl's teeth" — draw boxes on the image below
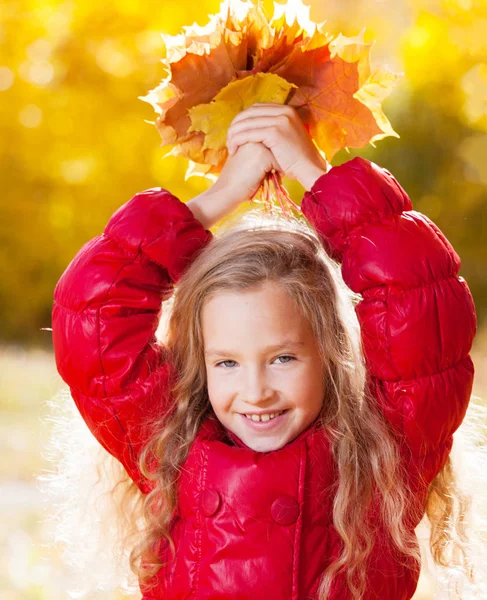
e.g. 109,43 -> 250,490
244,410 -> 284,422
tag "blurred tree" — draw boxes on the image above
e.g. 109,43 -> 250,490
0,0 -> 224,344
0,0 -> 485,345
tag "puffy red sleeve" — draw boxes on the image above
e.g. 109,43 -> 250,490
52,188 -> 213,492
300,157 -> 477,490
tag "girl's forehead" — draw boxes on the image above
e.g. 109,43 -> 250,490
202,283 -> 314,351
202,282 -> 300,322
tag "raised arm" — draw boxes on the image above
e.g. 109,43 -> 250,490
51,139 -> 282,492
300,157 -> 477,489
52,189 -> 212,492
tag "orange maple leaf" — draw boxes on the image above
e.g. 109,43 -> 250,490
275,44 -> 384,160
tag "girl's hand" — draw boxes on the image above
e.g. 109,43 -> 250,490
215,141 -> 282,205
186,142 -> 281,229
226,103 -> 330,189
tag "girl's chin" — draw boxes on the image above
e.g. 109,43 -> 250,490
238,427 -> 292,453
242,436 -> 288,453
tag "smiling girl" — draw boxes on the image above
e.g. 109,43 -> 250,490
50,103 -> 477,599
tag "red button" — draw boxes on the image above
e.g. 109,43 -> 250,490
201,489 -> 221,517
271,496 -> 300,525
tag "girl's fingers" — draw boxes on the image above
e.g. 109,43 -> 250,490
227,115 -> 288,141
227,104 -> 298,154
227,105 -> 297,149
230,103 -> 292,127
228,127 -> 277,154
226,103 -> 324,182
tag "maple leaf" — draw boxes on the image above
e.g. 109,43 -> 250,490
275,43 -> 382,160
141,0 -> 400,190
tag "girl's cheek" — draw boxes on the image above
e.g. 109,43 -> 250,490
208,370 -> 236,394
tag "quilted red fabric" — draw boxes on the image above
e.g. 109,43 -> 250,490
52,157 -> 476,599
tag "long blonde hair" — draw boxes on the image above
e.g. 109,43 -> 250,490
41,209 -> 481,599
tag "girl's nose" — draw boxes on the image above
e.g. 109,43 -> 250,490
242,367 -> 274,404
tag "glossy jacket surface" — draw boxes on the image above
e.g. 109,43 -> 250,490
52,158 -> 477,599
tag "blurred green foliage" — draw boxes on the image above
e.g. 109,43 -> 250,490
0,0 -> 486,345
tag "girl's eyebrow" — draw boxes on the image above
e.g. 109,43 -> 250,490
204,340 -> 305,358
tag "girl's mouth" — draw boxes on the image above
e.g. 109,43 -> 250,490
239,409 -> 289,430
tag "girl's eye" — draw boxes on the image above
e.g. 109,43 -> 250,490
275,354 -> 294,364
215,355 -> 295,368
217,360 -> 238,368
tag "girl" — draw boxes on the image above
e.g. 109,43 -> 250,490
51,103 -> 477,599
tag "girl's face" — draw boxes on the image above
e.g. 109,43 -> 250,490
202,281 -> 326,452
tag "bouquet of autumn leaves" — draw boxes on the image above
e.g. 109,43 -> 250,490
141,0 -> 400,215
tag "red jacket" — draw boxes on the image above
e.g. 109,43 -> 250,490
52,157 -> 476,599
